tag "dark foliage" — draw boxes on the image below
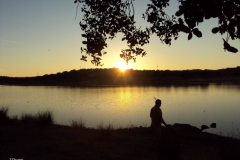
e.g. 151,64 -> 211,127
1,66 -> 240,86
75,0 -> 240,65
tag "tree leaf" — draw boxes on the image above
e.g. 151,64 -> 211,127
223,38 -> 238,53
179,25 -> 190,33
171,24 -> 179,31
122,37 -> 126,41
175,9 -> 184,17
227,46 -> 238,53
188,32 -> 192,40
80,55 -> 87,61
81,34 -> 87,38
211,27 -> 219,34
193,28 -> 202,37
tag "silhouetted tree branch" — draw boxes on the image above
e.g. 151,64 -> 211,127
75,0 -> 240,65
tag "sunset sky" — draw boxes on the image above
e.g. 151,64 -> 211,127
1,0 -> 239,77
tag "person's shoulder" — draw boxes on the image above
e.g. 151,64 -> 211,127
150,106 -> 156,111
151,106 -> 159,111
155,107 -> 161,112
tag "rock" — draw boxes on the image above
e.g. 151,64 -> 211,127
210,123 -> 216,128
201,125 -> 210,131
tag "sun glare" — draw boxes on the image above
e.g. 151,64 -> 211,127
115,61 -> 131,72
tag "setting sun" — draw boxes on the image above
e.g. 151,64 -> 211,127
115,61 -> 132,72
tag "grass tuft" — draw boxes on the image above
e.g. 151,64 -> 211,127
70,118 -> 86,129
97,122 -> 114,140
0,105 -> 10,124
0,105 -> 9,119
20,110 -> 54,126
36,110 -> 54,126
20,113 -> 36,124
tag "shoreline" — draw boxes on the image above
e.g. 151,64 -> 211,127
1,121 -> 240,160
1,108 -> 240,159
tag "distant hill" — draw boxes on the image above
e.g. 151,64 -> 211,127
1,67 -> 240,86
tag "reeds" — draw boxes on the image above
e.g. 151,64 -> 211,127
70,117 -> 86,129
36,110 -> 54,126
0,105 -> 10,124
0,105 -> 9,119
20,113 -> 35,124
97,122 -> 114,140
20,110 -> 54,126
0,106 -> 55,126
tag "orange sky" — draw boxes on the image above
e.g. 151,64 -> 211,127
0,0 -> 239,77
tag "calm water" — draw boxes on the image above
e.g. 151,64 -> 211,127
1,84 -> 240,136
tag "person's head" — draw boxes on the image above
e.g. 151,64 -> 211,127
155,99 -> 161,107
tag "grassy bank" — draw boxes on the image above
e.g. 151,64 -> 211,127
1,106 -> 240,160
0,106 -> 54,126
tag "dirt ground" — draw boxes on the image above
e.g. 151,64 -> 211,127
1,123 -> 240,160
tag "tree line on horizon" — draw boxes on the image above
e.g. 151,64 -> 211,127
0,66 -> 240,86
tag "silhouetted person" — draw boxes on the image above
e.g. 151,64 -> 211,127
150,99 -> 168,141
150,99 -> 169,159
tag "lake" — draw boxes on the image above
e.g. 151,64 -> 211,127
0,84 -> 240,136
